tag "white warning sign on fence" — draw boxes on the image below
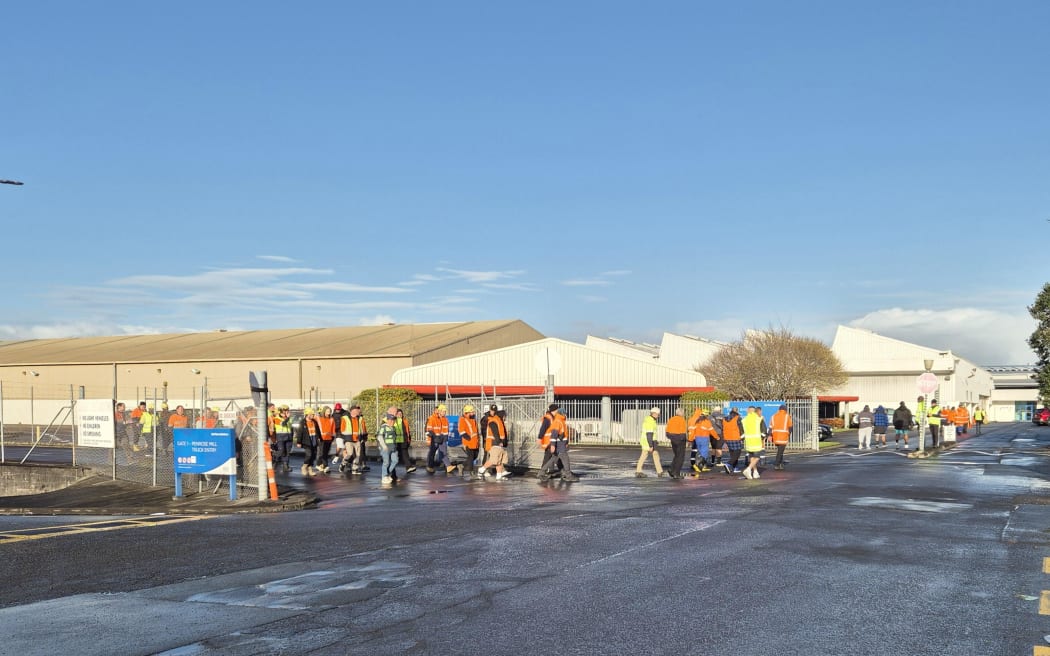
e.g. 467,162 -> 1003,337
77,399 -> 116,449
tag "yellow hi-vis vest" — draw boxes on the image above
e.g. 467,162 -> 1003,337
742,413 -> 763,452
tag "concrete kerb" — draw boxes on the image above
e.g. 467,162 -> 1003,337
0,475 -> 320,516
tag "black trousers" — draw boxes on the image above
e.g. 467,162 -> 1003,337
396,442 -> 413,468
463,447 -> 479,473
669,438 -> 686,477
318,439 -> 333,464
774,444 -> 786,467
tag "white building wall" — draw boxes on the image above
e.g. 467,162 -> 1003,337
830,325 -> 993,417
391,338 -> 708,388
658,333 -> 725,371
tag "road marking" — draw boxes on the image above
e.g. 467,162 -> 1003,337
1043,557 -> 1050,575
0,515 -> 213,544
1035,647 -> 1050,656
1040,590 -> 1050,616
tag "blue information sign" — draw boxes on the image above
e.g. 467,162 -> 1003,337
726,401 -> 785,424
172,428 -> 237,500
447,415 -> 461,447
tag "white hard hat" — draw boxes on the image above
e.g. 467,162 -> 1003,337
651,407 -> 661,414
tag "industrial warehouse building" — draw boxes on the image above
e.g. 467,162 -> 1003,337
0,320 -> 543,421
0,320 -> 1025,431
828,325 -> 994,420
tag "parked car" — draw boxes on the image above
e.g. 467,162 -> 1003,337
1034,408 -> 1050,426
818,423 -> 833,441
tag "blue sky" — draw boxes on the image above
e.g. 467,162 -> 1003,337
3,1 -> 1047,364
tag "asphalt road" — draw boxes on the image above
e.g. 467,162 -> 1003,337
1,423 -> 1049,656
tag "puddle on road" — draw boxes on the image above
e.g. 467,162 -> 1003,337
849,496 -> 971,513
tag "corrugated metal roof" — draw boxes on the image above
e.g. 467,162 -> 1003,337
391,337 -> 709,387
0,320 -> 533,365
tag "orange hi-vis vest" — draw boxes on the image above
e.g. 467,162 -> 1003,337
687,409 -> 703,437
459,415 -> 479,449
770,409 -> 793,445
341,416 -> 367,442
955,407 -> 970,425
485,414 -> 507,450
690,417 -> 714,442
426,412 -> 449,445
538,411 -> 555,447
318,416 -> 335,441
665,415 -> 688,438
543,412 -> 567,442
723,416 -> 742,441
168,413 -> 189,429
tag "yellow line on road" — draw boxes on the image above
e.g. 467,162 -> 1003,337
1040,590 -> 1050,616
1034,647 -> 1050,656
1043,557 -> 1050,574
0,516 -> 213,544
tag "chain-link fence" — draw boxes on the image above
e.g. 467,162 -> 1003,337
0,379 -> 264,497
1,373 -> 821,489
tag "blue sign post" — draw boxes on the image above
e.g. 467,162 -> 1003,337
173,428 -> 238,500
447,415 -> 461,447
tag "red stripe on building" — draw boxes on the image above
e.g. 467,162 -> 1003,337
386,385 -> 715,397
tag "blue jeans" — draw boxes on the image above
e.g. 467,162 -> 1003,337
380,441 -> 398,477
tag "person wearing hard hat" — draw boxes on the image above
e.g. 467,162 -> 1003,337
458,405 -> 481,477
636,407 -> 666,478
425,404 -> 456,474
273,405 -> 294,472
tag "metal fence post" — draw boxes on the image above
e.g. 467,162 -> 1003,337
0,380 -> 4,463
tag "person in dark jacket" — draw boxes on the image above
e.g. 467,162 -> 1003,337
872,405 -> 890,449
892,402 -> 913,451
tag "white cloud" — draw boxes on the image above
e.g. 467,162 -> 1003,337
0,321 -> 163,340
286,282 -> 413,294
358,315 -> 397,326
561,279 -> 611,287
257,255 -> 296,263
599,270 -> 632,277
848,307 -> 1036,364
483,282 -> 541,292
435,268 -> 525,283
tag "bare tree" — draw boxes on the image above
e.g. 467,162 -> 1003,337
698,327 -> 846,400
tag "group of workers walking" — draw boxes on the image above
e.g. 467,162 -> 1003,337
637,404 -> 794,480
265,400 -> 804,484
269,402 -> 515,486
854,398 -> 987,450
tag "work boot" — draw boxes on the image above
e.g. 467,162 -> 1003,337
300,464 -> 309,475
446,465 -> 457,474
561,472 -> 580,482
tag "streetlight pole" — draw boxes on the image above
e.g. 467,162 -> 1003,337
918,359 -> 935,454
